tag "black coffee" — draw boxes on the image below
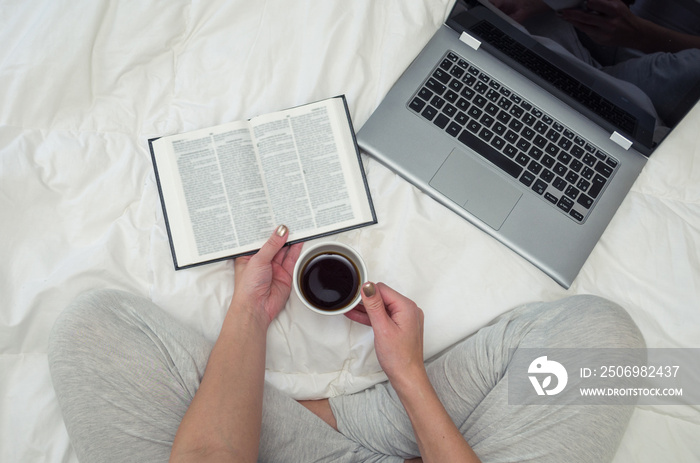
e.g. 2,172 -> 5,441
299,252 -> 359,311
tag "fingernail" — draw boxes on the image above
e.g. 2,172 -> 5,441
275,224 -> 288,237
362,282 -> 376,297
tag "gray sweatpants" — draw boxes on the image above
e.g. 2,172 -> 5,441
48,290 -> 644,462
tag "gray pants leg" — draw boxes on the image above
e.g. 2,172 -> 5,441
48,289 -> 386,463
330,295 -> 645,462
49,291 -> 643,462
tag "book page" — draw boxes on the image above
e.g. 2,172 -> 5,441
150,96 -> 375,268
151,121 -> 266,267
251,97 -> 374,243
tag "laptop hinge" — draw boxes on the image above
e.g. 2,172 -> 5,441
459,31 -> 481,51
610,131 -> 633,150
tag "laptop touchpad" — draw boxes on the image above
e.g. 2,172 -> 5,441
429,149 -> 522,230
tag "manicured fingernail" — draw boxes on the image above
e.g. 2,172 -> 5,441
362,282 -> 376,297
276,224 -> 288,237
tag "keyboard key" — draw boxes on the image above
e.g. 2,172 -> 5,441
433,68 -> 451,84
577,193 -> 594,209
473,95 -> 488,108
497,111 -> 511,124
532,179 -> 548,195
504,130 -> 518,144
449,79 -> 464,92
571,145 -> 585,159
492,136 -> 506,150
520,171 -> 536,186
533,135 -> 547,148
447,122 -> 462,137
527,160 -> 542,174
475,81 -> 489,94
409,97 -> 426,112
430,95 -> 445,109
444,90 -> 459,103
450,66 -> 465,79
418,88 -> 433,100
485,102 -> 499,116
426,78 -> 446,94
434,113 -> 450,129
528,146 -> 544,160
542,154 -> 556,168
515,152 -> 530,166
553,162 -> 567,176
457,129 -> 523,178
594,161 -> 614,178
467,120 -> 481,133
493,122 -> 507,135
570,209 -> 584,222
557,151 -> 572,165
545,143 -> 560,157
534,121 -> 548,134
442,103 -> 457,117
576,178 -> 591,192
545,192 -> 558,204
553,176 -> 567,191
557,196 -> 574,213
508,119 -> 524,132
570,159 -> 583,173
521,127 -> 536,140
479,127 -> 494,142
565,185 -> 579,199
467,106 -> 482,119
582,153 -> 597,167
480,114 -> 495,127
497,98 -> 512,111
421,105 -> 438,121
516,139 -> 531,152
588,174 -> 607,198
455,111 -> 469,125
456,98 -> 470,111
504,144 -> 518,158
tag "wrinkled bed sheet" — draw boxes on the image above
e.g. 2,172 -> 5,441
1,1 -> 699,462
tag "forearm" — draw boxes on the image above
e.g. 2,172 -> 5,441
391,368 -> 481,463
170,305 -> 269,462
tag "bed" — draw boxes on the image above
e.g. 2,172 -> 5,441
2,1 -> 699,461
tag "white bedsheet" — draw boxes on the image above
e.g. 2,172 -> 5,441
1,1 -> 699,461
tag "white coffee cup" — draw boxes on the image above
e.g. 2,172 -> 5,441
292,242 -> 367,315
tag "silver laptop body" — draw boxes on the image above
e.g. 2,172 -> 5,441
357,0 -> 697,287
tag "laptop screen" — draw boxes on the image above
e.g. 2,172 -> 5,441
447,0 -> 700,153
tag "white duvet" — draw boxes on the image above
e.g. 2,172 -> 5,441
1,1 -> 698,462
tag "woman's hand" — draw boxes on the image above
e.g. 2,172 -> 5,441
346,283 -> 481,463
345,282 -> 426,384
230,225 -> 303,328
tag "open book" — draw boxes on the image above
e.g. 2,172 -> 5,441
149,95 -> 376,269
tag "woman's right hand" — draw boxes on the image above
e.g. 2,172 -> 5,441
347,283 -> 482,463
345,282 -> 425,384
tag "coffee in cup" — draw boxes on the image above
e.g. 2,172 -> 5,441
293,242 -> 367,315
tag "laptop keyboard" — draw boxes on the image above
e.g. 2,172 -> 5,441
468,20 -> 637,135
408,51 -> 619,224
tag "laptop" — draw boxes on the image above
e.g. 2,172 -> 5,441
357,0 -> 700,287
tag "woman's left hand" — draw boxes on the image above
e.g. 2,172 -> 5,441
230,225 -> 303,327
